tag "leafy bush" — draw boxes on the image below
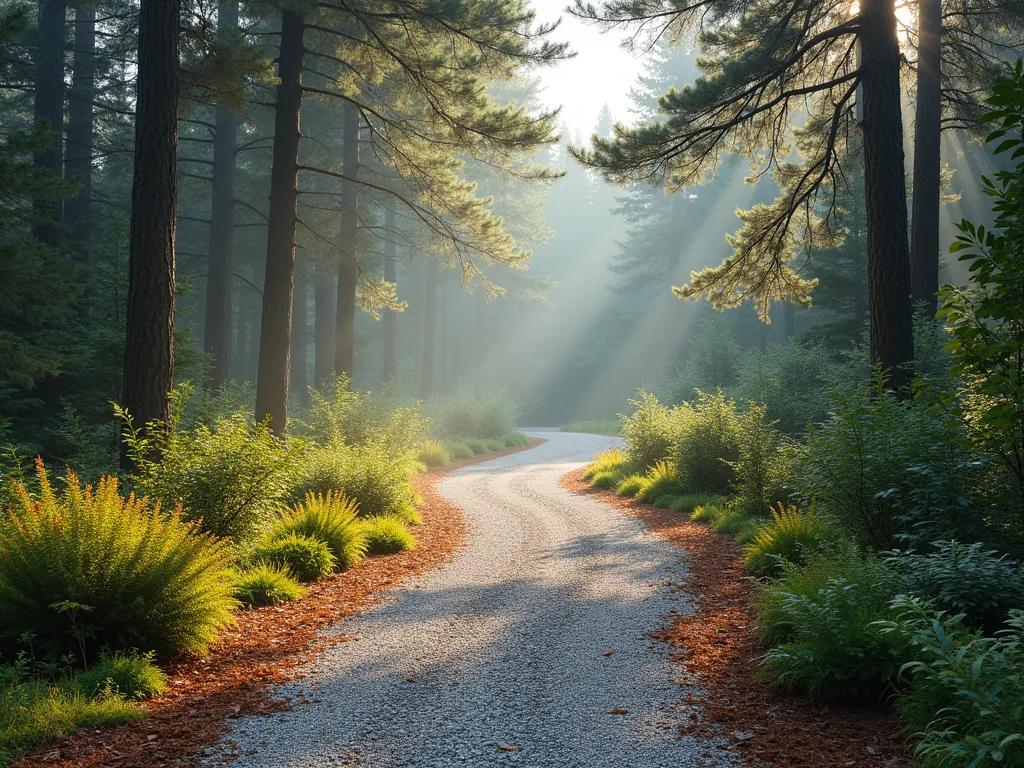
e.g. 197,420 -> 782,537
427,387 -> 520,440
291,443 -> 418,520
502,432 -> 529,447
673,390 -> 741,495
755,550 -> 906,700
710,506 -> 755,536
483,438 -> 504,452
616,474 -> 645,498
0,680 -> 143,767
690,504 -> 720,523
234,561 -> 307,606
417,439 -> 449,468
303,376 -> 427,454
735,340 -> 839,434
445,442 -> 474,460
72,652 -> 167,700
122,387 -> 304,543
363,517 -> 416,555
620,391 -> 676,470
885,541 -> 1024,633
634,461 -> 683,503
731,402 -> 792,514
465,439 -> 488,455
743,504 -> 832,578
271,492 -> 367,571
668,494 -> 723,514
882,597 -> 1024,768
583,448 -> 629,481
795,376 -> 969,549
590,471 -> 622,490
0,463 -> 237,661
255,533 -> 335,583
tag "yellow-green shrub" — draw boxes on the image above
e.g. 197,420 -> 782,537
363,517 -> 416,555
271,492 -> 367,571
72,651 -> 167,700
0,462 -> 237,661
743,504 -> 831,577
634,461 -> 682,503
417,439 -> 449,468
255,533 -> 335,583
234,562 -> 306,606
673,389 -> 740,494
583,448 -> 629,481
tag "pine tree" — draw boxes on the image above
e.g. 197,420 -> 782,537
573,0 -> 914,389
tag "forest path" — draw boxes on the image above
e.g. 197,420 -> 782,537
212,431 -> 725,768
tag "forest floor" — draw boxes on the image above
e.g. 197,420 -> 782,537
560,468 -> 913,768
13,439 -> 543,768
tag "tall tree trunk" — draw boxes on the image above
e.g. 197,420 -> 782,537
382,206 -> 397,381
120,0 -> 180,468
860,0 -> 915,392
334,102 -> 359,379
232,288 -> 248,382
65,2 -> 93,262
421,259 -> 437,398
254,10 -> 303,433
34,0 -> 67,248
291,260 -> 309,398
909,0 -> 942,317
314,262 -> 336,386
205,0 -> 238,388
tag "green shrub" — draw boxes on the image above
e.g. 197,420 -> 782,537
417,439 -> 450,468
882,597 -> 1024,768
755,550 -> 905,700
690,504 -> 720,523
634,461 -> 683,504
621,391 -> 676,470
72,652 -> 167,700
731,403 -> 792,514
483,439 -> 504,452
465,439 -> 488,455
445,442 -> 474,460
734,518 -> 765,545
272,492 -> 367,571
743,504 -> 832,578
255,533 -> 335,583
427,387 -> 520,440
0,681 -> 143,767
303,376 -> 427,454
121,387 -> 305,543
885,541 -> 1024,633
590,471 -> 622,490
711,507 -> 754,536
0,463 -> 237,661
673,390 -> 741,494
583,448 -> 629,481
363,517 -> 416,555
235,561 -> 307,606
291,443 -> 418,520
669,494 -> 722,514
794,376 -> 971,549
502,432 -> 529,447
616,474 -> 645,498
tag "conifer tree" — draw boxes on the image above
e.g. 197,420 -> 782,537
572,0 -> 914,388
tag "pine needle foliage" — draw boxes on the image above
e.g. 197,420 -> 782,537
0,461 -> 238,661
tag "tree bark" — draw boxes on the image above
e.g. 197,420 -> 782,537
314,262 -> 336,386
34,0 -> 67,248
120,0 -> 180,468
421,259 -> 437,398
860,0 -> 915,392
909,0 -> 942,317
291,259 -> 309,398
254,10 -> 303,433
232,287 -> 249,382
382,206 -> 397,381
334,102 -> 359,380
65,2 -> 94,262
204,0 -> 238,388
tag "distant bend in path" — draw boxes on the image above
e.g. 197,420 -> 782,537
211,430 -> 730,768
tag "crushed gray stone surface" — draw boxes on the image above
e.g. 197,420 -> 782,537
208,430 -> 734,768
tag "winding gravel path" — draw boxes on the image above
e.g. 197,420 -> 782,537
212,431 -> 728,768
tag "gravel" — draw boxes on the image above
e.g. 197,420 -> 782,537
209,431 -> 731,768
